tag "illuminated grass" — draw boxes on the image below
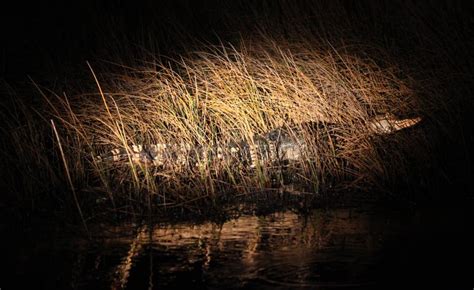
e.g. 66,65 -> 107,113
0,38 -> 440,215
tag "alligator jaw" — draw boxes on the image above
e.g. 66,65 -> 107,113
369,114 -> 422,134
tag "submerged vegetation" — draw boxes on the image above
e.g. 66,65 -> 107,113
0,1 -> 472,223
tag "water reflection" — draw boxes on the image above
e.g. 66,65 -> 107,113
6,206 -> 469,289
79,208 -> 405,289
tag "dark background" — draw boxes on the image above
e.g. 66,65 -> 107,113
2,1 -> 471,81
1,0 -> 473,195
0,1 -> 472,288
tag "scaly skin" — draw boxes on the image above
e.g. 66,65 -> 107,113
95,126 -> 307,169
94,114 -> 422,169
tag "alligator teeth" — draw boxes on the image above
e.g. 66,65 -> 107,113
393,117 -> 422,130
369,114 -> 422,134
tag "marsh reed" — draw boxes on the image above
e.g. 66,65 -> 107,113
0,37 -> 442,217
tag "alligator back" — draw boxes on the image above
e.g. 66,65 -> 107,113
94,114 -> 422,168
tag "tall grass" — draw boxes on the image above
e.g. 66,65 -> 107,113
0,36 -> 440,218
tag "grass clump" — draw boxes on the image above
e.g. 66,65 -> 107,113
0,37 -> 440,219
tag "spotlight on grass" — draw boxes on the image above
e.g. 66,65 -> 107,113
1,38 -> 440,215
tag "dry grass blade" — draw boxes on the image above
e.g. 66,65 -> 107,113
1,36 -> 442,216
51,119 -> 89,235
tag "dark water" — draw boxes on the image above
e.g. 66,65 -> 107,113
3,206 -> 472,289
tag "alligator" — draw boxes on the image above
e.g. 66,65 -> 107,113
94,113 -> 421,170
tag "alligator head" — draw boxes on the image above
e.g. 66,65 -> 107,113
368,113 -> 422,135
